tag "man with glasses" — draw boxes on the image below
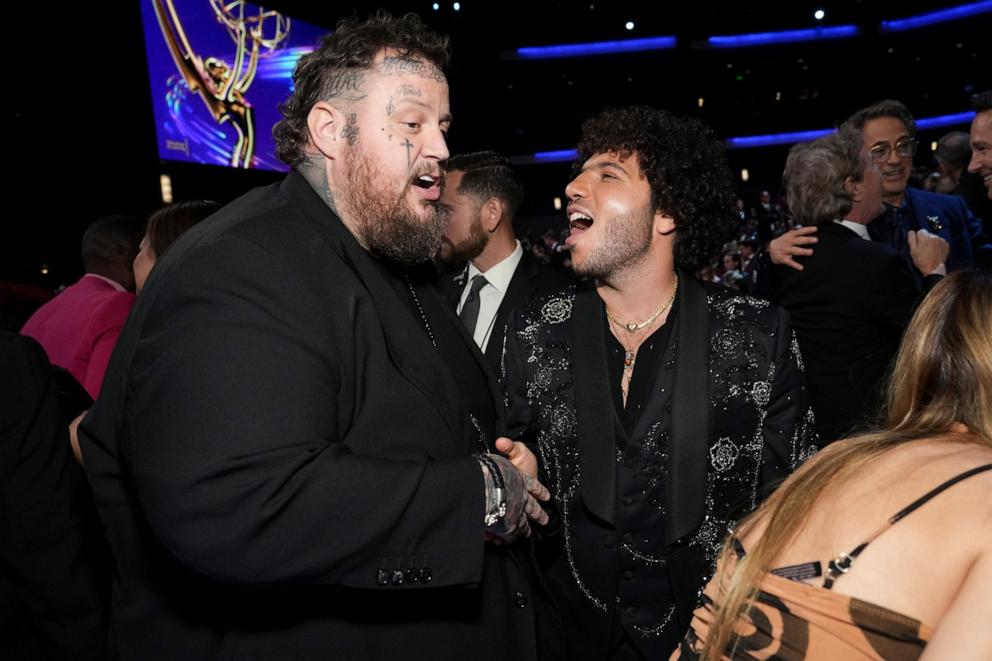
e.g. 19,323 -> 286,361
763,100 -> 987,283
844,99 -> 985,273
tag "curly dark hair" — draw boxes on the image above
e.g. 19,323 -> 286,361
574,106 -> 737,271
272,11 -> 450,167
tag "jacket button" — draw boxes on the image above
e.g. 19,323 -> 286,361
421,567 -> 433,584
625,606 -> 638,617
376,569 -> 389,586
391,570 -> 405,586
622,496 -> 633,507
405,568 -> 420,584
623,570 -> 634,580
602,534 -> 615,548
512,591 -> 528,608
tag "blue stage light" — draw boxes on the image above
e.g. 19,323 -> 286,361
515,36 -> 676,60
880,1 -> 992,33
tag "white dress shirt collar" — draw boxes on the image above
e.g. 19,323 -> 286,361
834,219 -> 870,240
458,241 -> 524,351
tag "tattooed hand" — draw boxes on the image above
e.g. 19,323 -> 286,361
480,453 -> 550,544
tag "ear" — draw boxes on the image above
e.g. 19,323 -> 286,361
306,101 -> 347,160
653,210 -> 677,236
844,175 -> 863,203
483,197 -> 504,232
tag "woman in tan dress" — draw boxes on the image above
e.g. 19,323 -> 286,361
675,269 -> 992,660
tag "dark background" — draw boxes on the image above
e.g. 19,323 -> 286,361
6,1 -> 988,288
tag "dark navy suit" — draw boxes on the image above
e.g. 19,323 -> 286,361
869,186 -> 988,274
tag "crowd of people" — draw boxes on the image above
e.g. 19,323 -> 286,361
2,11 -> 990,661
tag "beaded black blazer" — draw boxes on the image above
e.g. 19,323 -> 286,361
502,274 -> 818,659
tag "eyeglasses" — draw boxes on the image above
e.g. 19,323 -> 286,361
869,138 -> 918,162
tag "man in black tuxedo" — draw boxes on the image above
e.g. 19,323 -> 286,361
437,151 -> 574,375
499,107 -> 817,661
1,332 -> 108,660
78,13 -> 548,661
773,128 -> 948,445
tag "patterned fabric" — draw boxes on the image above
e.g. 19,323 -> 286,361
503,277 -> 818,660
679,570 -> 932,660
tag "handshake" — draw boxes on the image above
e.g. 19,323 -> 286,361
477,437 -> 550,544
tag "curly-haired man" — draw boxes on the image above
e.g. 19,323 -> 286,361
498,106 -> 818,660
80,12 -> 547,660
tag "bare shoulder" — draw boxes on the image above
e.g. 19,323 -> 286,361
884,439 -> 992,541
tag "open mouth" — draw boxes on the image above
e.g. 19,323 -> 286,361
412,173 -> 441,189
568,210 -> 593,231
411,172 -> 443,201
566,208 -> 593,246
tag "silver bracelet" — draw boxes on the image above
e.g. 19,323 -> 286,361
476,454 -> 507,527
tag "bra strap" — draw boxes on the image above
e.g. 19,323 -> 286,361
822,463 -> 991,589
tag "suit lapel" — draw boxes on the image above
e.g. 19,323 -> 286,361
571,283 -> 617,526
412,274 -> 507,437
283,173 -> 470,454
484,252 -> 538,370
666,272 -> 711,545
443,264 -> 468,309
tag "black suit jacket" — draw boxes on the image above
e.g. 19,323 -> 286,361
445,250 -> 574,376
772,222 -> 938,444
502,276 -> 817,660
79,172 -> 537,660
0,332 -> 108,661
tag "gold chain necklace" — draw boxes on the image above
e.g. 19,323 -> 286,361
604,273 -> 679,333
605,274 -> 678,405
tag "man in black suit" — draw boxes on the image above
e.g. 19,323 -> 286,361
78,13 -> 548,661
499,107 -> 817,661
1,332 -> 108,661
773,128 -> 949,445
437,151 -> 574,375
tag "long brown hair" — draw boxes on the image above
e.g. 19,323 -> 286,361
700,269 -> 992,660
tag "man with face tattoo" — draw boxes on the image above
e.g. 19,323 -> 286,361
79,12 -> 547,661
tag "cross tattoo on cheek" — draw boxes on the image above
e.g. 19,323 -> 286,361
402,138 -> 413,168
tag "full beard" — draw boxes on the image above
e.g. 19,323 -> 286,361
572,202 -> 654,281
341,145 -> 446,267
438,204 -> 488,266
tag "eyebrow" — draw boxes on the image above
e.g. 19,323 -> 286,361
587,161 -> 629,176
393,97 -> 452,124
870,136 -> 911,146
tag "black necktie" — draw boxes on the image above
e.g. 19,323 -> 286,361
459,274 -> 488,335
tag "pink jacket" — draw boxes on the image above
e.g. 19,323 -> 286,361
21,275 -> 135,399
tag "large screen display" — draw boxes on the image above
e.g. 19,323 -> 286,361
140,0 -> 327,170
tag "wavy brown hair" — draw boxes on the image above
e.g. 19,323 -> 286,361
699,269 -> 992,660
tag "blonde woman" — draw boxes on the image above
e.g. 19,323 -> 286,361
676,269 -> 992,660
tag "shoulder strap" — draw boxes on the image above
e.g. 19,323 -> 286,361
823,464 -> 992,588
